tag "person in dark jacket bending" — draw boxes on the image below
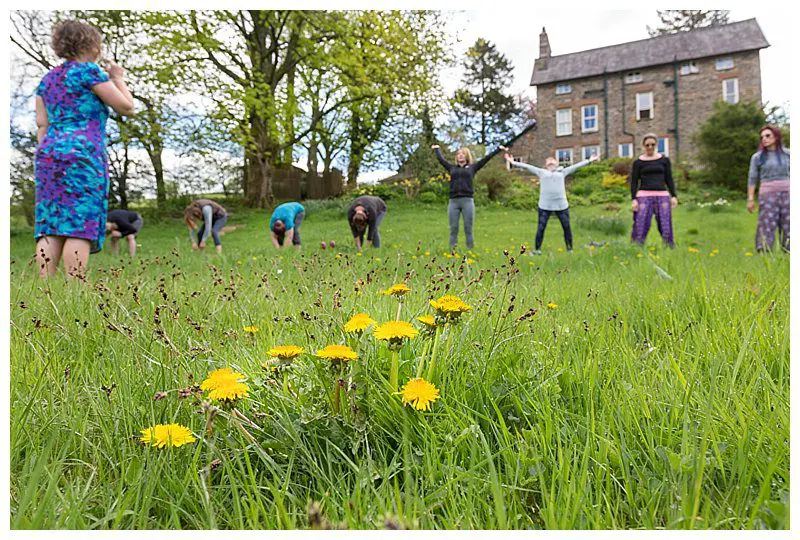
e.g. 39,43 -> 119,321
432,143 -> 503,250
347,195 -> 387,250
106,209 -> 143,257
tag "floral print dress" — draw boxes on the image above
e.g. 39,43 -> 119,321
35,61 -> 110,252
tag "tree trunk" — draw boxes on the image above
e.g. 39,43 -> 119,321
147,147 -> 166,207
118,145 -> 130,209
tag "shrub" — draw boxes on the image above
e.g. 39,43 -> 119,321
694,100 -> 766,191
417,192 -> 439,204
475,160 -> 516,201
607,157 -> 633,177
601,172 -> 628,189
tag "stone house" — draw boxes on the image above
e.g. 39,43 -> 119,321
506,19 -> 769,168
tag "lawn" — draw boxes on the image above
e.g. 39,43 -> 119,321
9,200 -> 789,529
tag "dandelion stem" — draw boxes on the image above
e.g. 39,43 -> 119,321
390,349 -> 400,392
395,301 -> 402,321
416,337 -> 432,378
426,325 -> 442,381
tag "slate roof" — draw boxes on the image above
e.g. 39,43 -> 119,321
531,18 -> 769,85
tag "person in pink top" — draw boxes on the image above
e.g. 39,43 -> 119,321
629,133 -> 678,247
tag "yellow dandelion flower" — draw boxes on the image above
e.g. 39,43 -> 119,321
344,313 -> 376,333
400,378 -> 440,411
424,251 -> 430,256
244,325 -> 260,334
466,258 -> 475,264
745,252 -> 753,256
688,247 -> 700,253
416,315 -> 436,328
356,252 -> 362,257
268,345 -> 305,359
201,368 -> 249,402
140,423 -> 196,449
430,295 -> 473,321
374,321 -> 419,346
316,344 -> 358,362
547,302 -> 558,309
207,381 -> 249,402
380,283 -> 411,296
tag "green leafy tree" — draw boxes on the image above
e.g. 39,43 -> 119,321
647,10 -> 730,36
694,100 -> 766,190
453,38 -> 520,146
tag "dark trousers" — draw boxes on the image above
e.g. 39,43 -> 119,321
358,209 -> 386,247
291,212 -> 305,245
197,214 -> 228,246
536,208 -> 572,250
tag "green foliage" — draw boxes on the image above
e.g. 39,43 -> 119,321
452,38 -> 521,145
577,214 -> 629,235
694,101 -> 766,191
647,9 -> 730,36
475,159 -> 517,201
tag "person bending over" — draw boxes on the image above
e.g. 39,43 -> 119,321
270,201 -> 305,251
347,195 -> 387,250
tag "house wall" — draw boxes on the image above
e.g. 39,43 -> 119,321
507,50 -> 762,170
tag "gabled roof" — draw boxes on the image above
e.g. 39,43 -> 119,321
531,18 -> 769,85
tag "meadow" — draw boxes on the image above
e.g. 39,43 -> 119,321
9,199 -> 789,529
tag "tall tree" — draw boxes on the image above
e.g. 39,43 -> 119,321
647,10 -> 730,36
452,38 -> 520,146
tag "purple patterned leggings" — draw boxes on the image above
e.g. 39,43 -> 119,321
631,196 -> 674,247
756,191 -> 790,252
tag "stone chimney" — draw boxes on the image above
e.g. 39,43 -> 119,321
539,27 -> 551,58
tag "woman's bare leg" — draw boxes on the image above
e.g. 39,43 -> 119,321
35,236 -> 65,278
127,235 -> 137,257
62,238 -> 92,280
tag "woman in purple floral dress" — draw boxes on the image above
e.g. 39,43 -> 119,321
34,20 -> 135,279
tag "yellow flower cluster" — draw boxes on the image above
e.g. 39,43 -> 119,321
344,313 -> 376,333
430,294 -> 472,321
316,344 -> 359,362
416,315 -> 436,328
381,283 -> 411,296
243,326 -> 260,334
140,423 -> 196,448
268,345 -> 305,359
400,378 -> 440,411
374,321 -> 419,346
200,368 -> 250,402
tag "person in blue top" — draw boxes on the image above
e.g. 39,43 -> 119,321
270,202 -> 305,250
34,20 -> 135,279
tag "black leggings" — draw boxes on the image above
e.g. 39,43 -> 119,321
536,208 -> 572,251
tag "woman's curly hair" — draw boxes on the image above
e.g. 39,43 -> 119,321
51,20 -> 102,60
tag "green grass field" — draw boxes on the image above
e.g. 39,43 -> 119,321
9,200 -> 789,529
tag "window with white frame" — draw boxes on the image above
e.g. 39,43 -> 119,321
556,108 -> 572,136
657,137 -> 669,156
723,78 -> 739,104
581,105 -> 598,132
556,148 -> 573,166
636,92 -> 654,120
582,145 -> 600,160
618,143 -> 633,158
680,61 -> 699,75
625,71 -> 643,84
715,56 -> 734,70
556,83 -> 571,95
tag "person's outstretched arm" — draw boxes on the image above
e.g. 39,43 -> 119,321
199,205 -> 213,247
270,231 -> 281,248
432,145 -> 453,172
471,145 -> 504,172
508,160 -> 550,177
561,156 -> 596,177
283,228 -> 295,247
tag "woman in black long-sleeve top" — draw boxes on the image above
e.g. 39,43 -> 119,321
630,133 -> 678,247
432,143 -> 502,250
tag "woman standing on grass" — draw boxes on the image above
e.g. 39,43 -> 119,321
270,201 -> 305,251
431,143 -> 503,250
347,195 -> 387,250
184,199 -> 227,254
106,208 -> 143,257
630,133 -> 678,247
503,147 -> 599,253
747,126 -> 790,252
34,20 -> 135,279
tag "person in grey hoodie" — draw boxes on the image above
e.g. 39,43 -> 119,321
503,148 -> 599,253
747,125 -> 790,252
